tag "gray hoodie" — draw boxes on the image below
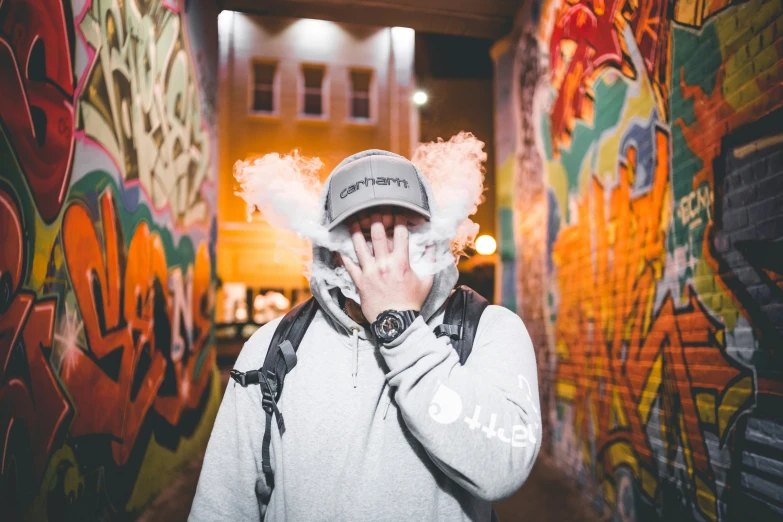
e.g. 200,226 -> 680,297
189,150 -> 542,521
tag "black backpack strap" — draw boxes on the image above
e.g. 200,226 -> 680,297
433,286 -> 490,365
229,296 -> 319,486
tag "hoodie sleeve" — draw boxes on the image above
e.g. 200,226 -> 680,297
189,321 -> 280,522
380,305 -> 542,502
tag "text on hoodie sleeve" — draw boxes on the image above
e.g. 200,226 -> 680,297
379,305 -> 542,502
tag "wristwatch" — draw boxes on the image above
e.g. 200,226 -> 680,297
372,310 -> 420,344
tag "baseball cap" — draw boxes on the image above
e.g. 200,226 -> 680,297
324,154 -> 431,230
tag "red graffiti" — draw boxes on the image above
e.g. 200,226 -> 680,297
0,0 -> 74,222
0,190 -> 70,482
548,0 -> 669,151
61,191 -> 215,463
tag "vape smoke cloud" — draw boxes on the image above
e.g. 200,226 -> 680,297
233,150 -> 324,231
411,131 -> 487,257
233,133 -> 486,303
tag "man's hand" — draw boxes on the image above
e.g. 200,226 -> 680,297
340,212 -> 434,323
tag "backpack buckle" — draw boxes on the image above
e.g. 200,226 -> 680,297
230,369 -> 248,387
231,369 -> 263,387
434,324 -> 462,340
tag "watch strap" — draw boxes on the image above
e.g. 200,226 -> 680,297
372,309 -> 420,342
398,310 -> 419,326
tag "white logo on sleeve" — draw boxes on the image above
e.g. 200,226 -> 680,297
464,405 -> 537,447
429,382 -> 463,424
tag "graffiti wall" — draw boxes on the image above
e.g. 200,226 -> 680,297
0,0 -> 220,518
495,0 -> 783,519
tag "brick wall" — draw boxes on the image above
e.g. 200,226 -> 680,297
493,0 -> 783,520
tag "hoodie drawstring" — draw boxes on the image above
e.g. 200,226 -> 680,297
382,383 -> 393,419
350,327 -> 360,388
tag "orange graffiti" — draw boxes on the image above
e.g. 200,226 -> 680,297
188,243 -> 215,410
61,192 -> 167,465
552,127 -> 753,519
61,190 -> 215,463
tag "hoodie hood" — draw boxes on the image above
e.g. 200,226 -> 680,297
309,149 -> 459,339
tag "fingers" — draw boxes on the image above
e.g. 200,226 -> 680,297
370,212 -> 389,258
350,221 -> 372,267
380,206 -> 394,230
393,213 -> 409,262
358,210 -> 371,232
340,253 -> 362,283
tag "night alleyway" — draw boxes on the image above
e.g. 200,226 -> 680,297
6,0 -> 783,520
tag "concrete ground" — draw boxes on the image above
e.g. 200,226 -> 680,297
495,454 -> 607,522
138,449 -> 605,522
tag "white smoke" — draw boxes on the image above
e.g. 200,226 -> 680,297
233,133 -> 486,303
411,131 -> 487,258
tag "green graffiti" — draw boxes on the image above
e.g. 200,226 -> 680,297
559,78 -> 629,198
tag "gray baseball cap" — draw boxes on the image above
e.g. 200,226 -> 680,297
324,154 -> 431,230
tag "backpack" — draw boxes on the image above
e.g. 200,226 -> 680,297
229,285 -> 489,488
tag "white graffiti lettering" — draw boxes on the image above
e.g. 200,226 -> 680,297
677,184 -> 712,229
78,0 -> 211,226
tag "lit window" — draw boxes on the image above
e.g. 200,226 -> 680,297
349,69 -> 372,120
252,61 -> 276,113
301,65 -> 325,116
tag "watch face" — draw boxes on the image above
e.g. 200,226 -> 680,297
378,313 -> 403,339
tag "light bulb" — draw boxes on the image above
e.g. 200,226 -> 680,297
413,91 -> 428,105
475,235 -> 497,255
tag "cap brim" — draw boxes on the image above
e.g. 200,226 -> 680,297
327,198 -> 431,230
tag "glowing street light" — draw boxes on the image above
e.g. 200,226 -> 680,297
413,91 -> 428,105
475,235 -> 497,256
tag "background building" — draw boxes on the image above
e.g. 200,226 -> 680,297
216,13 -> 418,322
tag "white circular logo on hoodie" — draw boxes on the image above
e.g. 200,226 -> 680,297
428,382 -> 463,424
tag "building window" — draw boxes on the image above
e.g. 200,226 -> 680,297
301,65 -> 325,117
349,69 -> 372,120
252,61 -> 276,113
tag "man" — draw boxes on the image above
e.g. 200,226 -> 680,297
189,150 -> 541,521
